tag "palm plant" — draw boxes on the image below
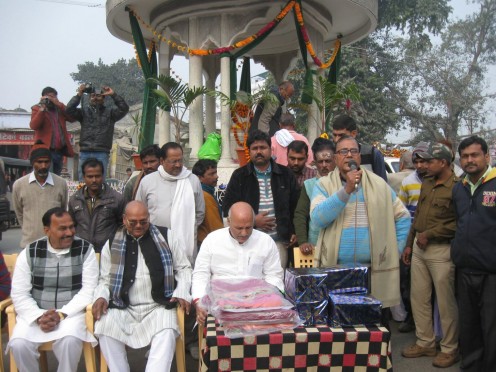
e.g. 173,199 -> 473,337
296,76 -> 361,133
147,75 -> 210,143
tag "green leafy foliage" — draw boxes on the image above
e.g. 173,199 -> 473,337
147,75 -> 210,143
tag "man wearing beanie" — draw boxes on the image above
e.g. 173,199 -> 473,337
12,140 -> 68,247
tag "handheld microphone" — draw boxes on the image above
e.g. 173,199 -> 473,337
348,160 -> 359,190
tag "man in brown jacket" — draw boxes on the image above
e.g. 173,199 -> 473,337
401,143 -> 459,368
30,87 -> 75,175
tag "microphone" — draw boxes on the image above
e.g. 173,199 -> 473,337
348,160 -> 359,190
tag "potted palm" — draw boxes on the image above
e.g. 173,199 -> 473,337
147,75 -> 210,162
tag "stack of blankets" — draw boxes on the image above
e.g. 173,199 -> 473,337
285,265 -> 382,327
203,278 -> 303,338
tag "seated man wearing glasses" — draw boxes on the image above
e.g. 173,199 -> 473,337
310,135 -> 410,326
92,201 -> 192,372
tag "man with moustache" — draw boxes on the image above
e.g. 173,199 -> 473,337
12,141 -> 68,248
66,84 -> 129,180
293,137 -> 335,255
401,143 -> 459,368
192,202 -> 284,325
69,158 -> 125,253
311,135 -> 410,324
136,142 -> 205,265
123,144 -> 162,204
30,87 -> 75,175
222,130 -> 299,268
8,208 -> 98,372
452,136 -> 496,371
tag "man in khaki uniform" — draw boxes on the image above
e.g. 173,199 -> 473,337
401,143 -> 459,368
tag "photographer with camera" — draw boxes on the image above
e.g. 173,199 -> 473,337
66,84 -> 129,180
30,87 -> 76,176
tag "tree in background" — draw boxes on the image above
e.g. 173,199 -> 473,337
71,58 -> 144,106
385,0 -> 496,146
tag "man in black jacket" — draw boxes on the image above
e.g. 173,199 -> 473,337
452,136 -> 496,372
222,130 -> 299,267
68,158 -> 125,253
66,84 -> 129,180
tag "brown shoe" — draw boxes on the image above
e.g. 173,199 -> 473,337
432,351 -> 460,368
402,344 -> 437,358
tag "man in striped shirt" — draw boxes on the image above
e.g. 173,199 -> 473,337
223,130 -> 299,268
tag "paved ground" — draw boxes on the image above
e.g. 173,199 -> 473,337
1,228 -> 460,371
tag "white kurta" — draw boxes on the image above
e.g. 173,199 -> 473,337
192,227 -> 284,300
94,230 -> 192,349
9,243 -> 98,346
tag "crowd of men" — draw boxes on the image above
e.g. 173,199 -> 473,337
1,82 -> 493,372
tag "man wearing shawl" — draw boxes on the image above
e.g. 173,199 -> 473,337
135,142 -> 205,265
92,201 -> 192,372
310,136 -> 410,318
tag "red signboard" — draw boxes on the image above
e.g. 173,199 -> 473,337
0,130 -> 73,145
0,131 -> 35,145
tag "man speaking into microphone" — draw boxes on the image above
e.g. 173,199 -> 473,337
310,135 -> 411,326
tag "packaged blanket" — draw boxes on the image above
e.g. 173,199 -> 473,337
328,293 -> 382,327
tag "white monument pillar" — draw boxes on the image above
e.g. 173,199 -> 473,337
188,17 -> 204,162
158,31 -> 172,146
205,75 -> 216,135
219,14 -> 233,165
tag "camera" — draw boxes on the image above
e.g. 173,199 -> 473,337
41,98 -> 50,105
83,83 -> 94,94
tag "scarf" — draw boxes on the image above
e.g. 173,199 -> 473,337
313,169 -> 400,307
109,225 -> 174,308
131,170 -> 146,200
202,183 -> 222,220
158,165 -> 196,263
274,129 -> 295,147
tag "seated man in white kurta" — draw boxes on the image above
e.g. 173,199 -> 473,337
92,201 -> 192,372
192,201 -> 284,325
9,207 -> 98,372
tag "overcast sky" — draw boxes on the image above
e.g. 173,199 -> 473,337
0,0 -> 491,140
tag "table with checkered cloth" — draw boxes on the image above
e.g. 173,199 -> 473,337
200,316 -> 392,371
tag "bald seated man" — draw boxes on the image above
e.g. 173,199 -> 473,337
192,201 -> 284,325
92,200 -> 192,372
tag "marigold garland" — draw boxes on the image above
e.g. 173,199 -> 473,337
129,1 -> 341,71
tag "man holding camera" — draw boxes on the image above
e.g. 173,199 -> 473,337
66,84 -> 129,180
30,87 -> 76,175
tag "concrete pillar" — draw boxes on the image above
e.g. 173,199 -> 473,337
188,17 -> 204,163
219,14 -> 233,165
205,76 -> 216,135
158,30 -> 172,146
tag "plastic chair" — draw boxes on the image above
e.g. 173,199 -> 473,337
0,254 -> 17,372
293,247 -> 314,268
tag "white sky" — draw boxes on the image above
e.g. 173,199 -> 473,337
0,0 -> 493,142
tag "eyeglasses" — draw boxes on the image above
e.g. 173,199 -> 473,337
126,219 -> 149,227
164,159 -> 183,165
336,148 -> 359,156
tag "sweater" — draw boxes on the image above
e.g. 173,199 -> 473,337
12,172 -> 68,247
197,190 -> 224,245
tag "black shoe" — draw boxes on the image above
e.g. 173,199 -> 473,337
398,321 -> 415,333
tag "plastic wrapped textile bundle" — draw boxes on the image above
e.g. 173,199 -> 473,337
284,268 -> 328,304
222,321 -> 304,339
205,278 -> 294,316
217,309 -> 301,324
328,294 -> 382,327
295,300 -> 328,326
325,264 -> 369,295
